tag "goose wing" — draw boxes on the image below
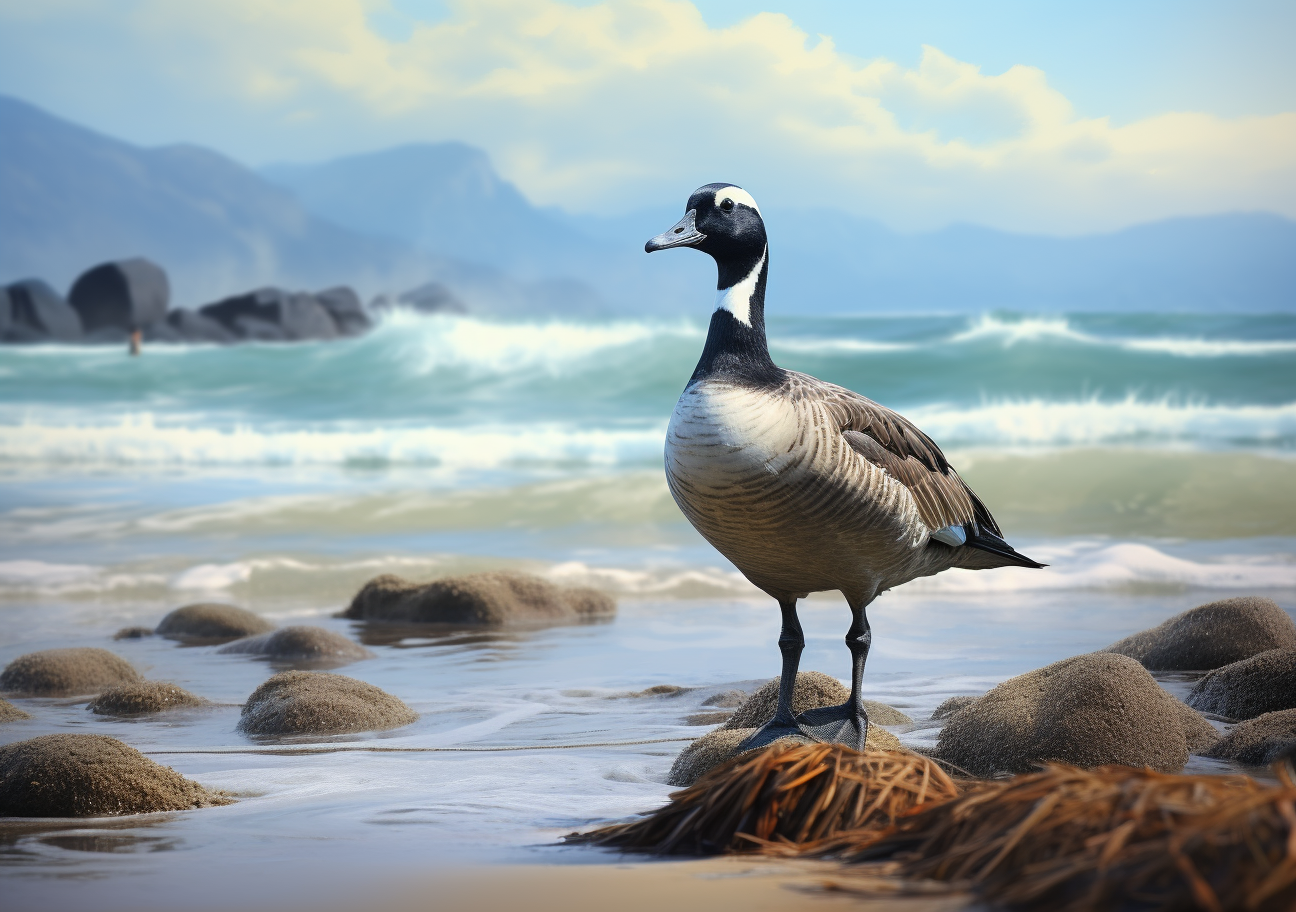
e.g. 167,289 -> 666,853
782,371 -> 1003,537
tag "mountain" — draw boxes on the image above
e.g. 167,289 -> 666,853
0,95 -> 605,314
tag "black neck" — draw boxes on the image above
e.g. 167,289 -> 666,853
689,248 -> 781,386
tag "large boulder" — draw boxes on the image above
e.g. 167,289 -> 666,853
1204,709 -> 1296,765
238,671 -> 417,736
68,258 -> 169,334
155,603 -> 274,642
145,308 -> 236,344
314,286 -> 370,336
3,279 -> 81,342
199,287 -> 338,342
342,572 -> 616,626
1186,648 -> 1296,720
0,697 -> 30,722
666,671 -> 905,787
935,653 -> 1217,777
1102,596 -> 1296,671
87,681 -> 209,716
217,626 -> 373,665
0,734 -> 229,816
1,648 -> 140,697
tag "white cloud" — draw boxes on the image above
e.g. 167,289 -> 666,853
1,0 -> 1293,232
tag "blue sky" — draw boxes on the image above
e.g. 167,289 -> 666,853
1,0 -> 1293,233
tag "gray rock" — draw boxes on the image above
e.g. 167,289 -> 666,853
342,572 -> 615,626
1205,708 -> 1296,765
238,671 -> 417,736
155,603 -> 274,642
1103,596 -> 1296,671
0,648 -> 140,697
384,282 -> 466,315
148,308 -> 235,344
200,287 -> 338,342
4,279 -> 81,342
315,286 -> 370,336
68,258 -> 169,333
936,653 -> 1213,777
218,626 -> 373,666
1187,648 -> 1296,720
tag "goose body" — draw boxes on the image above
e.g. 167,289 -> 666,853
647,183 -> 1042,750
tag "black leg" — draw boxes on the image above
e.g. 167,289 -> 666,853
796,598 -> 872,751
739,598 -> 806,749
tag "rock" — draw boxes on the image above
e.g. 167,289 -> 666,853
0,697 -> 31,722
619,685 -> 692,698
1205,709 -> 1296,765
199,287 -> 338,342
668,724 -> 901,788
0,648 -> 140,697
146,308 -> 236,344
383,282 -> 467,315
931,695 -> 980,720
68,258 -> 169,334
1186,648 -> 1296,720
721,671 -> 913,730
217,626 -> 373,665
3,279 -> 82,342
936,653 -> 1210,777
113,626 -> 155,640
701,690 -> 748,708
155,603 -> 274,641
342,572 -> 616,626
87,682 -> 209,716
1102,596 -> 1296,671
314,286 -> 370,336
0,734 -> 229,817
238,671 -> 417,736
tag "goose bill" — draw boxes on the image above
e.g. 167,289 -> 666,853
645,209 -> 706,252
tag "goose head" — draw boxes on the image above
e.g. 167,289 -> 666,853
645,183 -> 768,327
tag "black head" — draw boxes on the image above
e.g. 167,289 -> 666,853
645,183 -> 767,289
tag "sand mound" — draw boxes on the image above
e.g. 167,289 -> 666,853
87,681 -> 209,716
112,626 -> 154,640
0,734 -> 230,817
1103,596 -> 1296,671
238,671 -> 418,736
576,744 -> 957,855
701,690 -> 747,708
155,603 -> 274,641
0,648 -> 141,697
217,626 -> 373,665
936,653 -> 1211,777
341,571 -> 616,625
931,695 -> 979,720
1205,709 -> 1296,765
0,698 -> 30,722
667,672 -> 905,786
1187,648 -> 1296,720
618,684 -> 692,698
685,711 -> 733,726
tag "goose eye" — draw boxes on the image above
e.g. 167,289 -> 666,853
720,198 -> 734,212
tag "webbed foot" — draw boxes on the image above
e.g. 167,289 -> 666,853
795,701 -> 869,751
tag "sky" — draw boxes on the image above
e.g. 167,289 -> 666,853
1,0 -> 1293,234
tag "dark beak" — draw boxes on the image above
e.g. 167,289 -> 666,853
645,209 -> 706,252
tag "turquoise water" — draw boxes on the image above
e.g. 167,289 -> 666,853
1,309 -> 1294,908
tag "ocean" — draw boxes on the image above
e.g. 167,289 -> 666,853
2,309 -> 1295,907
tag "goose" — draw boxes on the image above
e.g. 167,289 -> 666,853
646,183 -> 1043,751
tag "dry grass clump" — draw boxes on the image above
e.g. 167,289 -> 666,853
828,763 -> 1296,912
573,743 -> 958,855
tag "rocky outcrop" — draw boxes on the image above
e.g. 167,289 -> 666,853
666,671 -> 907,787
0,734 -> 229,816
155,603 -> 274,642
218,626 -> 373,665
1103,597 -> 1296,672
145,308 -> 236,344
315,286 -> 371,336
1204,709 -> 1296,765
87,682 -> 209,716
935,653 -> 1217,777
342,572 -> 616,626
238,671 -> 417,736
3,279 -> 82,342
1187,648 -> 1296,720
68,258 -> 169,335
0,648 -> 140,697
198,287 -> 346,342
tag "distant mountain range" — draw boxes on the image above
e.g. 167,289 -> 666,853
3,93 -> 1293,314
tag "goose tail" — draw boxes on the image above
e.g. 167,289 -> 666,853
958,525 -> 1046,570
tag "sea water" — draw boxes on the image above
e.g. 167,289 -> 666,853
1,310 -> 1294,908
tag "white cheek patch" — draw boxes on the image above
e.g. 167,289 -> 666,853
714,186 -> 761,215
715,248 -> 766,327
